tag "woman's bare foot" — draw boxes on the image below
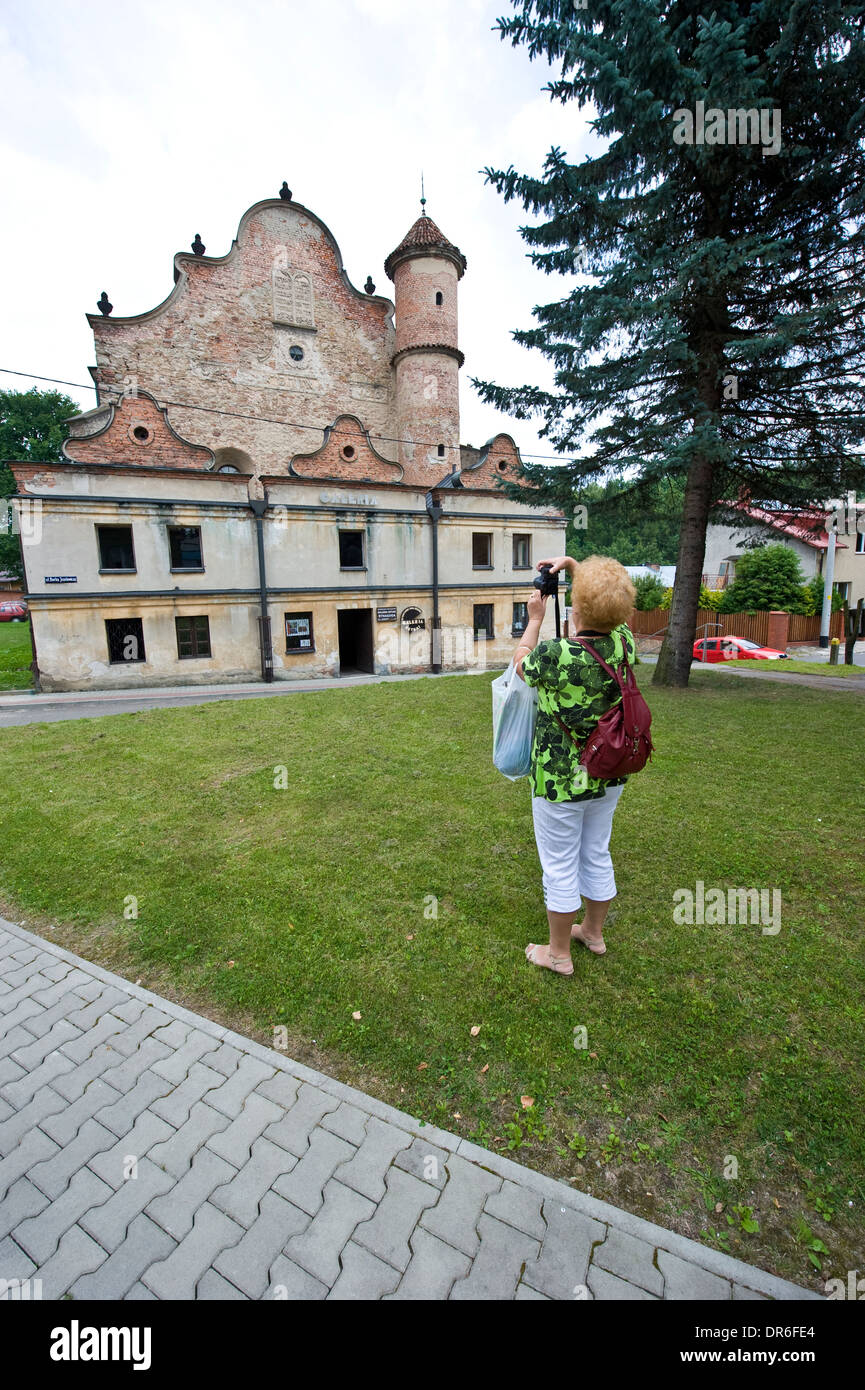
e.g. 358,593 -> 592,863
525,943 -> 574,976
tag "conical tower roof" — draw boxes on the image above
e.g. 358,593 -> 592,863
384,213 -> 467,280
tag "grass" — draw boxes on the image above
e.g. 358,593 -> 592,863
0,667 -> 862,1289
0,621 -> 33,690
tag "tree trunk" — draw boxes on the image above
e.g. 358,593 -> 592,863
652,453 -> 715,687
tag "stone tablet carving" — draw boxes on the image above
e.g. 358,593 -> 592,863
273,267 -> 315,328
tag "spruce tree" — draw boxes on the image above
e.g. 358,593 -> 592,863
475,0 -> 865,685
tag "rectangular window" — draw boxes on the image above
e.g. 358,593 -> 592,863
169,526 -> 203,570
472,533 -> 492,568
474,603 -> 494,639
338,530 -> 365,569
175,615 -> 211,659
97,525 -> 135,572
833,581 -> 850,603
512,534 -> 531,569
856,531 -> 865,554
105,617 -> 145,664
285,611 -> 315,653
512,601 -> 528,635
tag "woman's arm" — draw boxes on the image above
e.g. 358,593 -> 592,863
514,590 -> 547,681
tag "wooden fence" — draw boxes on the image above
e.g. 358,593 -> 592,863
629,607 -> 844,644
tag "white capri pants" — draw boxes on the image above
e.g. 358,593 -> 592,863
531,785 -> 625,913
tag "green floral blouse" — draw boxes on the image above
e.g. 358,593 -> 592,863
521,624 -> 636,803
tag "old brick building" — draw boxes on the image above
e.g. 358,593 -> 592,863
12,191 -> 564,690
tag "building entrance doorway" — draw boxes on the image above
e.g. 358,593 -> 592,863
337,608 -> 374,675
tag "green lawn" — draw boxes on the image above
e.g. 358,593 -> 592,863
721,659 -> 864,678
0,620 -> 33,690
0,668 -> 862,1288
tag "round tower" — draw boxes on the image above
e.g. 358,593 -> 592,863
384,212 -> 467,475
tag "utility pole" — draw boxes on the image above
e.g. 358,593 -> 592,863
819,521 -> 837,648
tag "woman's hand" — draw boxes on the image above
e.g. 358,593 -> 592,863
538,556 -> 577,578
527,590 -> 548,622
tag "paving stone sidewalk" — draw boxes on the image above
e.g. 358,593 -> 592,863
0,917 -> 818,1302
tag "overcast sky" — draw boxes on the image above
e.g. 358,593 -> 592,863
1,0 -> 600,465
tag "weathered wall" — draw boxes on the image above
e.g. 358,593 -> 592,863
88,201 -> 397,477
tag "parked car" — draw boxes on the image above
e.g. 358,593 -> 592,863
693,636 -> 787,662
0,600 -> 27,622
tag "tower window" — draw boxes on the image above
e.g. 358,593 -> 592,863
435,291 -> 443,306
437,444 -> 445,458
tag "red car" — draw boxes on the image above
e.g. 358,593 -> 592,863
693,636 -> 787,662
0,600 -> 27,622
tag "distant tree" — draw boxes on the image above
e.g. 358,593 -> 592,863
566,478 -> 682,565
719,544 -> 809,613
475,1 -> 865,688
632,573 -> 668,610
1,388 -> 80,580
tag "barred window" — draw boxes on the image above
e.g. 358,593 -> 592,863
175,616 -> 211,659
106,617 -> 145,664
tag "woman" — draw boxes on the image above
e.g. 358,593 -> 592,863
514,554 -> 637,976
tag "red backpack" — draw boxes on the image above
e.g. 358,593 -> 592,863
553,638 -> 654,779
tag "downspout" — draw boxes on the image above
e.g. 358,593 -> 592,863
425,489 -> 442,672
249,496 -> 274,682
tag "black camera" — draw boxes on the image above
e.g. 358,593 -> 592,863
533,563 -> 560,597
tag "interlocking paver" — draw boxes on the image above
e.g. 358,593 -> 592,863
205,1056 -> 277,1119
215,1190 -> 310,1299
94,1071 -> 176,1137
320,1101 -> 370,1146
203,1042 -> 244,1078
14,1167 -> 114,1263
521,1200 -> 605,1300
263,1082 -> 339,1155
385,1227 -> 471,1300
28,1117 -> 116,1200
149,1027 -> 219,1080
0,996 -> 42,1039
92,1036 -> 173,1093
87,1111 -> 176,1188
0,1126 -> 59,1201
333,1115 -> 411,1202
328,1240 -> 402,1299
30,969 -> 95,1007
0,1025 -> 39,1063
147,1102 -> 230,1178
33,1224 -> 108,1300
205,1092 -> 283,1165
197,1269 -> 248,1299
0,1057 -> 25,1089
656,1248 -> 732,1299
149,1062 -> 224,1127
210,1136 -> 295,1226
587,1266 -> 657,1299
283,1178 -> 375,1288
274,1129 -> 355,1215
352,1166 -> 439,1271
69,1213 -> 177,1300
146,1147 -> 238,1240
592,1226 -> 664,1295
38,1077 -> 123,1146
515,1282 -> 551,1299
109,1007 -> 177,1059
0,1177 -> 50,1241
64,988 -> 131,1031
107,997 -> 149,1025
54,1012 -> 121,1062
141,1201 -> 244,1300
1,1050 -> 74,1107
266,1253 -> 328,1300
50,1041 -> 124,1102
484,1179 -> 546,1239
0,1234 -> 37,1282
450,1214 -> 541,1300
80,1157 -> 175,1251
392,1135 -> 449,1188
125,1281 -> 157,1299
14,1022 -> 88,1073
419,1154 -> 501,1257
252,1070 -> 300,1109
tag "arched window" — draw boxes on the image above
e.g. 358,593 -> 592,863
435,291 -> 443,306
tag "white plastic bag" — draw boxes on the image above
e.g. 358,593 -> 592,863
492,659 -> 538,780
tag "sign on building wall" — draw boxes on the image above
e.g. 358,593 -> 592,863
44,576 -> 77,584
376,607 -> 397,622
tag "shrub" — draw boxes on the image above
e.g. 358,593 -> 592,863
633,573 -> 667,610
719,544 -> 811,614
